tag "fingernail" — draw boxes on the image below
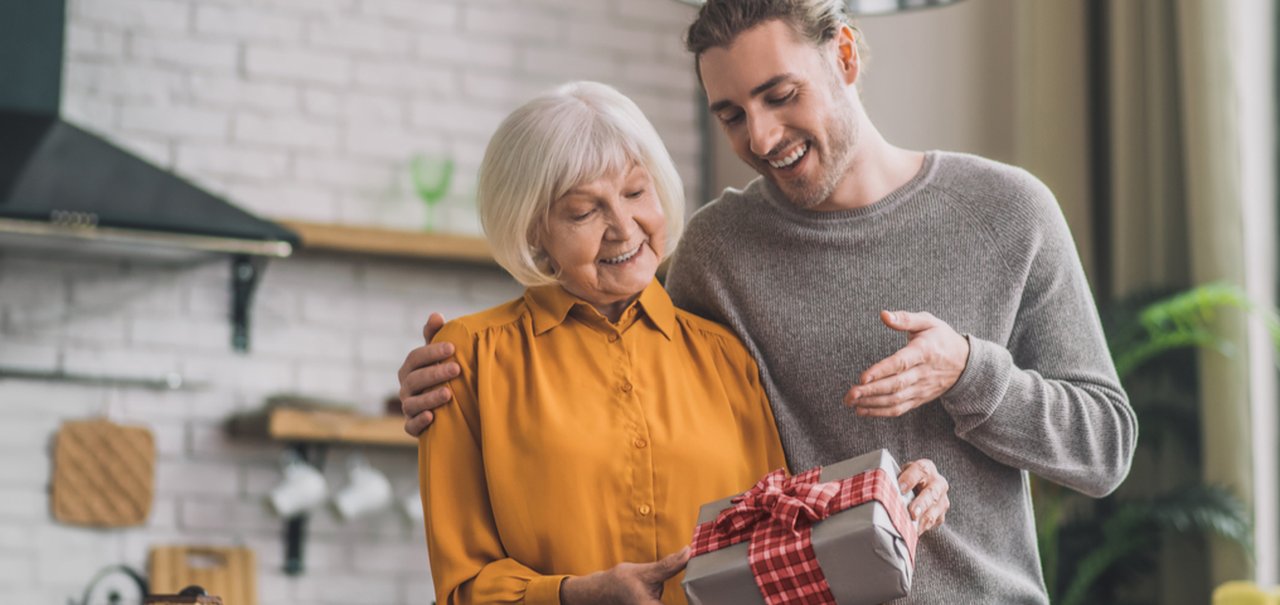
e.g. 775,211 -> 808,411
862,375 -> 873,385
899,482 -> 909,493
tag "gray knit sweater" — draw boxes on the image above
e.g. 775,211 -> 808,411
665,151 -> 1137,604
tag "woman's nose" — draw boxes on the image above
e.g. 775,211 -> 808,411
603,205 -> 635,240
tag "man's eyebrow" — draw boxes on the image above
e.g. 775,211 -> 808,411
707,74 -> 796,113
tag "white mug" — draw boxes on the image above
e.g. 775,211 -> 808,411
402,492 -> 425,525
269,459 -> 328,517
333,459 -> 392,520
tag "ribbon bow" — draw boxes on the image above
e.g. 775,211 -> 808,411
690,466 -> 917,605
713,468 -> 841,541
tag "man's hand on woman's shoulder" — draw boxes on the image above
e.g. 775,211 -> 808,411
398,312 -> 460,436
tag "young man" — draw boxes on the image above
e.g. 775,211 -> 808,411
400,1 -> 1136,602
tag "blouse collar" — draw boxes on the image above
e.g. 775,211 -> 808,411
525,278 -> 676,340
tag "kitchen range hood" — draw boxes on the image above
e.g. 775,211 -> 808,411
0,2 -> 298,259
0,2 -> 299,351
0,113 -> 296,258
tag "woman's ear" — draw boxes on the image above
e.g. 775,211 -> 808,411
528,228 -> 549,270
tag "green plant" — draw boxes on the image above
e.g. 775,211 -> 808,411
1036,282 -> 1278,605
1110,284 -> 1280,377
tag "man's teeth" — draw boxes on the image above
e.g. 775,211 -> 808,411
601,244 -> 642,265
768,144 -> 808,169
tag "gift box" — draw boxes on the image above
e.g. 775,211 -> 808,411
683,449 -> 918,605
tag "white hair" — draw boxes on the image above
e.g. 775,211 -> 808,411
476,81 -> 685,287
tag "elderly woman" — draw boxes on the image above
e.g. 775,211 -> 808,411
418,82 -> 946,605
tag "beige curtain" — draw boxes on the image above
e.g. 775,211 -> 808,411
1011,1 -> 1094,279
1107,1 -> 1192,293
1014,0 -> 1257,600
1173,0 -> 1254,588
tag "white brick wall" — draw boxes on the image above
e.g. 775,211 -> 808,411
233,113 -> 342,150
245,46 -> 354,86
74,0 -> 191,32
417,31 -> 518,70
61,0 -> 701,235
194,5 -> 306,42
120,105 -> 231,139
176,144 -> 292,181
129,34 -> 241,71
0,249 -> 520,604
2,0 -> 703,602
187,75 -> 301,112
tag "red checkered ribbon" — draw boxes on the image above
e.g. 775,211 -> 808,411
689,467 -> 918,605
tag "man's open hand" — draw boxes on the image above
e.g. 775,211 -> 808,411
844,310 -> 969,418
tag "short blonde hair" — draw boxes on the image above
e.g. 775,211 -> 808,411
476,81 -> 685,287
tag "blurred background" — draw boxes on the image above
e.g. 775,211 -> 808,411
0,0 -> 1275,603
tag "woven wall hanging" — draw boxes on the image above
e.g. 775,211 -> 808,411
51,418 -> 156,527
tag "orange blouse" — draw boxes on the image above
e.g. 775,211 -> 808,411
419,279 -> 787,605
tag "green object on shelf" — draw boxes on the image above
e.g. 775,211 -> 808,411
1034,282 -> 1273,605
410,153 -> 454,231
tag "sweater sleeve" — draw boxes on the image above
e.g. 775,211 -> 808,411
939,180 -> 1138,498
666,208 -> 729,323
420,321 -> 570,605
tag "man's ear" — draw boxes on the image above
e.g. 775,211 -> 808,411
834,24 -> 859,85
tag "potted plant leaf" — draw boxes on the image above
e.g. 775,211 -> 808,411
1036,283 -> 1278,605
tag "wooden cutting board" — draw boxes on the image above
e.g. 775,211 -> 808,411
51,418 -> 155,527
149,546 -> 257,605
146,589 -> 223,605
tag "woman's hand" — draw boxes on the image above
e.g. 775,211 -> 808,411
898,458 -> 950,533
560,547 -> 691,605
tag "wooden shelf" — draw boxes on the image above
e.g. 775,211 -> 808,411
267,407 -> 416,448
281,220 -> 494,265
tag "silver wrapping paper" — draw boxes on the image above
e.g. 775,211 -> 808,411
683,449 -> 915,605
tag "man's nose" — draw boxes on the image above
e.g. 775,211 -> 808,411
747,112 -> 782,158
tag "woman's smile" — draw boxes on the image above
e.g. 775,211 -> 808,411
600,240 -> 647,265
